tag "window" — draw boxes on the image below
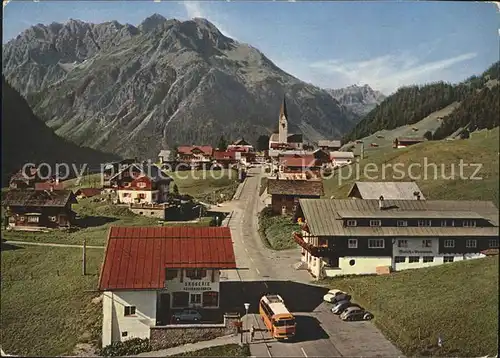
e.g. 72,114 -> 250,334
19,216 -> 25,222
27,216 -> 39,223
423,256 -> 434,263
165,269 -> 178,280
124,306 -> 136,316
370,220 -> 381,227
186,269 -> 207,280
137,182 -> 146,188
122,331 -> 128,337
397,220 -> 408,227
409,256 -> 420,263
394,256 -> 406,263
422,239 -> 432,248
418,220 -> 432,227
444,239 -> 455,248
318,238 -> 327,247
489,239 -> 499,248
190,293 -> 202,304
443,256 -> 454,263
138,193 -> 146,199
466,239 -> 477,248
349,259 -> 356,266
368,239 -> 385,249
348,239 -> 358,249
441,220 -> 447,227
462,220 -> 476,227
397,240 -> 408,248
123,193 -> 131,198
346,220 -> 357,227
49,216 -> 57,222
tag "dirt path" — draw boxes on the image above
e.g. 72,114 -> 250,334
3,240 -> 105,249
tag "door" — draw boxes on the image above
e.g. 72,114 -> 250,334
156,293 -> 171,325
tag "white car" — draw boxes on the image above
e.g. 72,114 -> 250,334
323,289 -> 345,303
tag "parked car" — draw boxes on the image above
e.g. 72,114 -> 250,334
330,293 -> 352,305
331,300 -> 361,315
323,289 -> 346,303
171,309 -> 202,322
340,307 -> 373,321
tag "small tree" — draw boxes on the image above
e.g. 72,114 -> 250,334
423,130 -> 433,141
217,135 -> 228,151
256,135 -> 270,151
169,146 -> 179,161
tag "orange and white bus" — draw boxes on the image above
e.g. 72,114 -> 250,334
259,294 -> 296,340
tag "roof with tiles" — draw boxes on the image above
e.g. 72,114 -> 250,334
177,145 -> 213,155
348,181 -> 425,200
98,226 -> 237,290
267,178 -> 324,196
2,189 -> 76,207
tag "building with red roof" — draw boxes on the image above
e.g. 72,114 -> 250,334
99,226 -> 237,347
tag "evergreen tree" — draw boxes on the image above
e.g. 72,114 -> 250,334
217,135 -> 228,150
256,135 -> 270,151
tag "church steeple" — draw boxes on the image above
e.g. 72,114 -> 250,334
279,95 -> 288,120
278,95 -> 288,143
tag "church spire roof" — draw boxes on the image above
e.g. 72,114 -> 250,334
279,95 -> 288,119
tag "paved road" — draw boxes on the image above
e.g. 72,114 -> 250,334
220,168 -> 311,283
219,168 -> 403,357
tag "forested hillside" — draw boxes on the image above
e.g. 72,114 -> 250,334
433,84 -> 499,139
1,77 -> 119,185
344,61 -> 500,142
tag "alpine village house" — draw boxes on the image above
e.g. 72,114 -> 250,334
98,226 -> 237,346
294,197 -> 499,279
3,189 -> 77,231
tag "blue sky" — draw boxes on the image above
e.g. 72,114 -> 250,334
3,1 -> 499,94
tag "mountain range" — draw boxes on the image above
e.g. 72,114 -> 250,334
327,84 -> 386,116
1,77 -> 119,185
2,15 -> 372,159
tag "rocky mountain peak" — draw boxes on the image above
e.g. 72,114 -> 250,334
328,84 -> 386,116
138,13 -> 168,33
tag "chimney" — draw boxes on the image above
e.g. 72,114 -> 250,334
378,195 -> 385,210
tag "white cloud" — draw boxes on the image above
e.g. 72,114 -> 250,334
309,52 -> 477,94
182,1 -> 238,40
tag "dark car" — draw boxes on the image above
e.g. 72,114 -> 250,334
331,300 -> 361,315
340,307 -> 373,321
171,309 -> 202,322
331,293 -> 351,305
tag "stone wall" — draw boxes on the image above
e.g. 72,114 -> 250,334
129,207 -> 166,219
150,315 -> 240,350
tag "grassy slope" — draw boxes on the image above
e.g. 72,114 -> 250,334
168,169 -> 240,203
1,244 -> 103,356
325,128 -> 499,204
258,209 -> 299,250
1,195 -> 212,246
320,256 -> 499,357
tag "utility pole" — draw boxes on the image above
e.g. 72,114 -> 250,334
82,238 -> 87,275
